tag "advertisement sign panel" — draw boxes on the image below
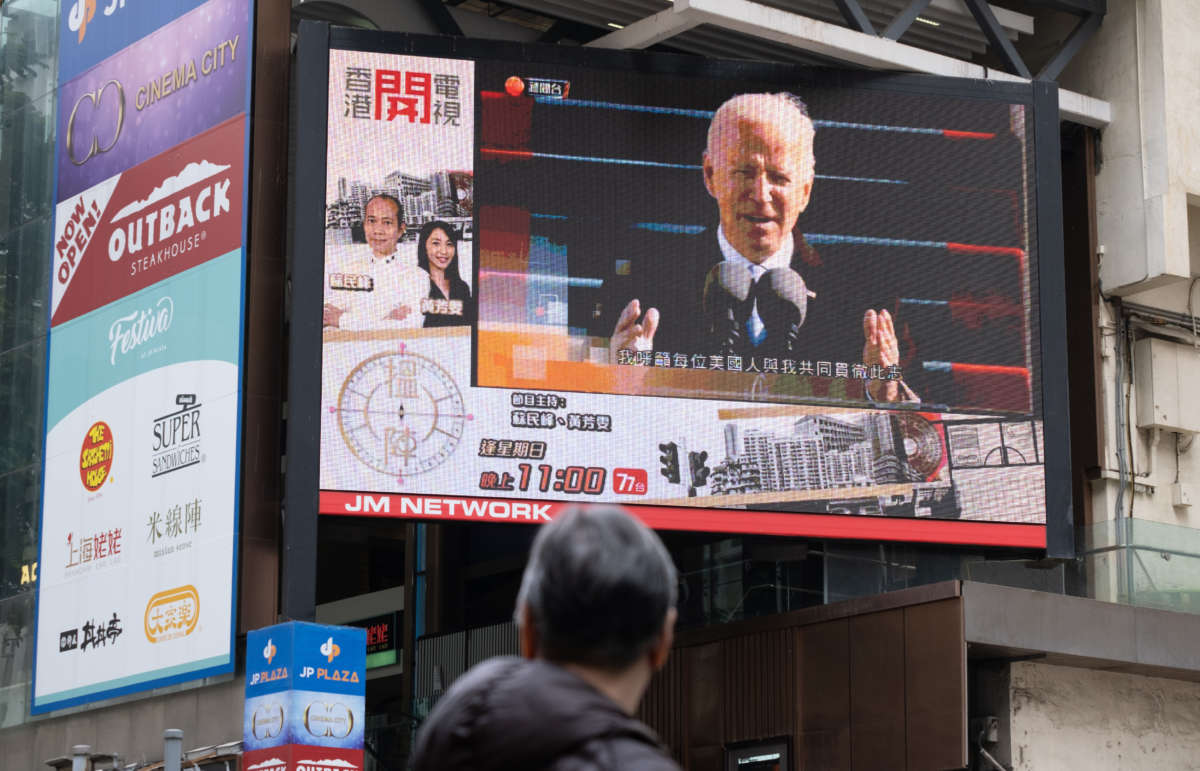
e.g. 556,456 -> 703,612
300,35 -> 1067,549
33,252 -> 242,708
243,746 -> 364,771
51,112 -> 246,321
51,114 -> 247,325
244,622 -> 366,771
58,0 -> 209,86
56,0 -> 250,201
33,0 -> 253,713
351,613 -> 398,668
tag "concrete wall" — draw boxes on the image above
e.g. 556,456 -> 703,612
1059,0 -> 1200,600
1161,0 -> 1200,285
0,677 -> 242,769
1007,661 -> 1200,770
1061,0 -> 1198,297
1060,0 -> 1160,292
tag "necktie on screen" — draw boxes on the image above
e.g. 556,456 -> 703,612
747,265 -> 766,346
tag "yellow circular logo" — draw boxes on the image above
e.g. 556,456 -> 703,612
80,421 -> 114,491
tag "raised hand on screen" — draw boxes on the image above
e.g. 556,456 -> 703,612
609,299 -> 659,365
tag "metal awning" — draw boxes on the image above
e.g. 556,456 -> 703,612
448,0 -> 1111,127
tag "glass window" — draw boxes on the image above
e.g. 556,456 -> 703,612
0,214 -> 51,354
0,6 -> 57,234
0,339 -> 45,477
0,589 -> 35,729
0,0 -> 57,731
0,465 -> 40,602
317,517 -> 408,604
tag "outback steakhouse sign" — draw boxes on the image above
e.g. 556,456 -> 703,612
50,114 -> 245,326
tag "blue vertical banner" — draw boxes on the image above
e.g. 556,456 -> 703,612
244,622 -> 367,771
32,0 -> 255,713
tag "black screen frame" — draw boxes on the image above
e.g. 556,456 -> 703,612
285,21 -> 1075,603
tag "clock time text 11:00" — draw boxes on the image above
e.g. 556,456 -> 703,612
479,464 -> 606,495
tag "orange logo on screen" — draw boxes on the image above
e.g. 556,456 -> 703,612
79,421 -> 114,491
144,585 -> 200,642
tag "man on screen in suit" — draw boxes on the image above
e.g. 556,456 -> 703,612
608,92 -> 910,402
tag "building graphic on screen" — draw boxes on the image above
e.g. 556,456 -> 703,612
710,414 -> 913,496
326,171 -> 470,232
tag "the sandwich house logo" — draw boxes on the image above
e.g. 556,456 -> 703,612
79,420 -> 114,491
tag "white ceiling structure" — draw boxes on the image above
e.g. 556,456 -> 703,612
452,0 -> 1111,127
294,0 -> 1110,126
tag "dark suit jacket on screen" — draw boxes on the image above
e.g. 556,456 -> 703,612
628,229 -> 871,368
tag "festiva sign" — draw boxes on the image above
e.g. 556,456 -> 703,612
50,115 -> 246,327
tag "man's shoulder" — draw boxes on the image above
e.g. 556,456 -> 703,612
413,657 -> 680,771
548,734 -> 682,771
431,655 -> 526,705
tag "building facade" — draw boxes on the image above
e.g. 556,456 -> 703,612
3,1 -> 1200,770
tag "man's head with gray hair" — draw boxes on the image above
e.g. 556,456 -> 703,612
515,505 -> 678,671
703,91 -> 816,263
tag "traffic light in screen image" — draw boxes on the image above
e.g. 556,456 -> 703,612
689,450 -> 710,488
658,442 -> 680,483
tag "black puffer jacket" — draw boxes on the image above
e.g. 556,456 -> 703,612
411,656 -> 681,771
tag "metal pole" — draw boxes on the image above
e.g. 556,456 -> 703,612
163,729 -> 183,771
71,745 -> 90,771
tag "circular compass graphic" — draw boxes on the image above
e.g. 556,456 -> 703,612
336,350 -> 468,478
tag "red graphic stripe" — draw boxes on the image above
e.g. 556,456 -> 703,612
942,130 -> 997,140
480,147 -> 534,160
946,362 -> 1030,377
945,242 -> 1025,258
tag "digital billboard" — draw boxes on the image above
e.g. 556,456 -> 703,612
32,0 -> 254,712
296,30 -> 1068,549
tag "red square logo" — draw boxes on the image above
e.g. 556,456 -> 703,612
612,468 -> 648,495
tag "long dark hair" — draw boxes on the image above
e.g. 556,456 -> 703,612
416,220 -> 463,284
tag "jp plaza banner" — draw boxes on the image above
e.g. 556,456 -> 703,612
244,622 -> 367,771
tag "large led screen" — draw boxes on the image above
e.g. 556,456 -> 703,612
306,33 -> 1067,549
